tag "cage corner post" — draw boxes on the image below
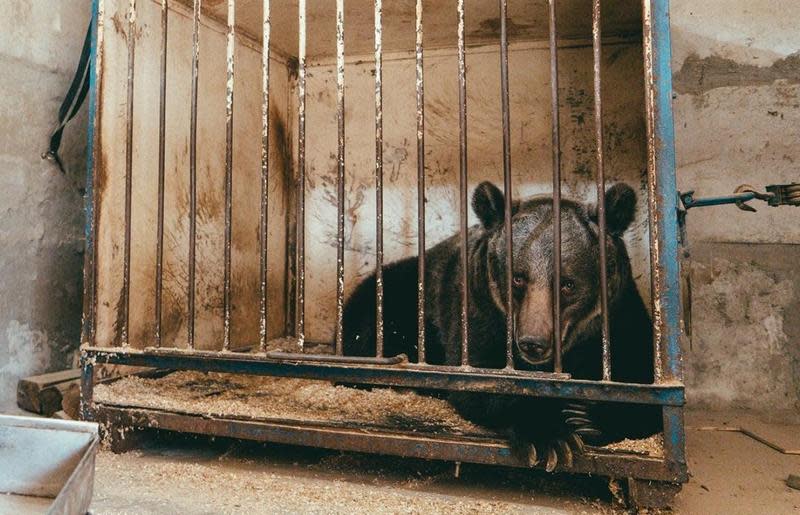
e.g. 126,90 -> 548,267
80,354 -> 95,422
80,0 -> 105,424
642,0 -> 687,480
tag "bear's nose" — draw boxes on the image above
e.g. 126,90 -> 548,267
517,337 -> 551,358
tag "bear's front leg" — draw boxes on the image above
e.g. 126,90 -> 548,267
510,397 -> 589,472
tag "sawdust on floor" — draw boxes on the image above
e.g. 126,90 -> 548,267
93,443 -> 621,515
95,370 -> 491,436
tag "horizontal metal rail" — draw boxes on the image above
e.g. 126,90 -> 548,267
92,404 -> 687,482
82,347 -> 684,406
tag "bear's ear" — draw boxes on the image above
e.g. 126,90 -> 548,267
603,183 -> 637,236
472,181 -> 505,230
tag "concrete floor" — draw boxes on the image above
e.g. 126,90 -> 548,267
84,409 -> 800,514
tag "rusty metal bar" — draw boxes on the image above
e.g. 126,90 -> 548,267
223,0 -> 235,351
266,352 -> 405,366
188,0 -> 201,350
499,0 -> 514,369
155,0 -> 168,348
122,0 -> 136,348
415,0 -> 426,364
643,3 -> 660,383
642,0 -> 682,384
457,0 -> 469,367
259,0 -> 271,353
296,0 -> 307,349
83,346 -> 686,406
662,406 -> 687,469
79,356 -> 94,422
374,0 -> 385,357
548,0 -> 562,373
87,0 -> 105,346
593,0 -> 611,381
95,404 -> 688,482
334,0 -> 346,355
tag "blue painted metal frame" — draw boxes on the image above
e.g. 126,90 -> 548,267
649,0 -> 682,382
82,346 -> 685,406
82,0 -> 101,347
644,0 -> 686,472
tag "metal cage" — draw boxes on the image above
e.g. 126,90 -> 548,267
81,0 -> 686,507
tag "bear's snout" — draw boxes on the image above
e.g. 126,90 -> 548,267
516,336 -> 552,364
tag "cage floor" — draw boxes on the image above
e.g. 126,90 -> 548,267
94,370 -> 664,457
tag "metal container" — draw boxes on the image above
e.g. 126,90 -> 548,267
0,415 -> 99,515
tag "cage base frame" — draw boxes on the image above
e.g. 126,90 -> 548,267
92,402 -> 686,482
92,402 -> 684,506
81,347 -> 687,507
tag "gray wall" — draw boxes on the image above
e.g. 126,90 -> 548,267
0,1 -> 91,410
671,1 -> 800,411
0,0 -> 798,413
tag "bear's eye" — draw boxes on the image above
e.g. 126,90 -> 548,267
512,274 -> 527,289
560,278 -> 576,296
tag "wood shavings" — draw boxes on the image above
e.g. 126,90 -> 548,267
95,370 -> 492,436
95,450 -> 539,515
603,434 -> 664,457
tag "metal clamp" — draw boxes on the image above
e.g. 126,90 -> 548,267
680,183 -> 800,213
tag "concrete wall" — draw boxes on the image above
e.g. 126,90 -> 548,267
0,1 -> 91,410
672,0 -> 800,410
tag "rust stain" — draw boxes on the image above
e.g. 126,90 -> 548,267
271,105 -> 292,214
673,53 -> 800,96
197,165 -> 224,223
110,11 -> 143,41
112,291 -> 126,347
111,12 -> 126,37
472,17 -> 535,39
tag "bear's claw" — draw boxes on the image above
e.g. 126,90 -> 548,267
562,401 -> 604,444
530,432 -> 585,472
544,446 -> 559,472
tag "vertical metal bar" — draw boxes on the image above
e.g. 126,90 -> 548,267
87,0 -> 105,347
547,0 -> 562,373
499,0 -> 514,370
259,0 -> 271,353
593,0 -> 611,381
122,0 -> 136,347
223,0 -> 235,351
296,0 -> 307,349
661,406 -> 687,470
457,0 -> 469,367
155,0 -> 168,348
642,0 -> 681,383
188,0 -> 201,350
374,0 -> 385,357
334,0 -> 346,355
648,0 -> 685,479
80,357 -> 95,422
415,0 -> 426,364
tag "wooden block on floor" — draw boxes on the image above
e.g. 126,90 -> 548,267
16,369 -> 81,416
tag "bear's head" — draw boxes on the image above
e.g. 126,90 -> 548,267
472,181 -> 638,368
